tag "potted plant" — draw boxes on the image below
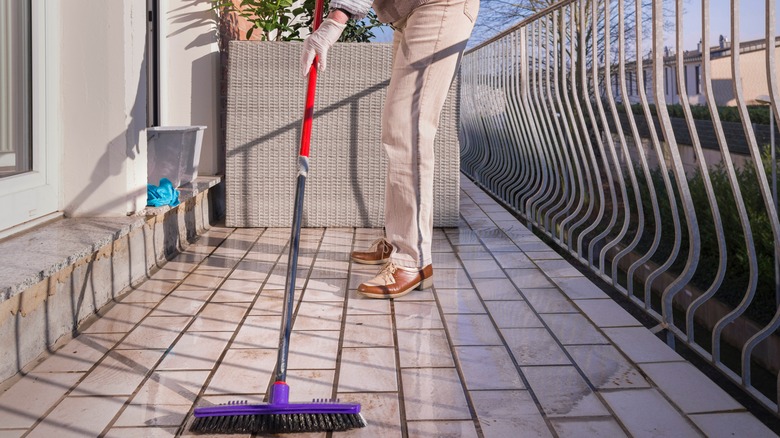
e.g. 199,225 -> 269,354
211,0 -> 384,42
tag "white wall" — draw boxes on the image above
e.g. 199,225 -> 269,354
159,0 -> 221,176
55,0 -> 221,218
59,0 -> 148,217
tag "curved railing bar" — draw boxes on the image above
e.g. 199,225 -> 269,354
583,0 -> 621,270
610,0 -> 654,295
712,0 -> 780,375
741,0 -> 780,405
514,25 -> 548,217
642,0 -> 688,314
598,0 -> 640,280
657,0 -> 706,334
538,13 -> 575,234
566,1 -> 603,259
526,20 -> 561,226
552,7 -> 588,244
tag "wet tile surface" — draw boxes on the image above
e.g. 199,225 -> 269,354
1,177 -> 773,437
521,366 -> 610,417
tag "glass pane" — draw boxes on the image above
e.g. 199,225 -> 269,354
0,1 -> 32,178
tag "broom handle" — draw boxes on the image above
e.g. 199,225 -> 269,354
275,0 -> 326,384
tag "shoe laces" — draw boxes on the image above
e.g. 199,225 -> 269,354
370,238 -> 391,253
378,262 -> 398,284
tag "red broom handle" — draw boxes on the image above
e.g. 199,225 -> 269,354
300,0 -> 325,158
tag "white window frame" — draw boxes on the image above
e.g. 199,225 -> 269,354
0,0 -> 60,235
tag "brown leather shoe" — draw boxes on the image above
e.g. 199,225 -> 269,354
351,238 -> 394,265
358,263 -> 434,299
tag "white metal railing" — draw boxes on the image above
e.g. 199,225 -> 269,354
461,0 -> 780,415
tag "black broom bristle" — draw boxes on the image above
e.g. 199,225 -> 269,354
190,412 -> 367,434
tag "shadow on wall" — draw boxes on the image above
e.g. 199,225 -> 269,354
65,41 -> 148,216
192,53 -> 223,175
167,1 -> 223,176
168,0 -> 220,48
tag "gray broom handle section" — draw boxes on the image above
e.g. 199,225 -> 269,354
276,171 -> 307,383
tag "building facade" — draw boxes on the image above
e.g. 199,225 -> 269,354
614,36 -> 780,107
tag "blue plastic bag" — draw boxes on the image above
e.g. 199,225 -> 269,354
147,178 -> 180,207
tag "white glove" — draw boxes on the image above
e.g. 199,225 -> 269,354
300,18 -> 347,77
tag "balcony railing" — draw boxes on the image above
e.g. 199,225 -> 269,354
460,0 -> 780,415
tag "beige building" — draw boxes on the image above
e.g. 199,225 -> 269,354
615,36 -> 780,107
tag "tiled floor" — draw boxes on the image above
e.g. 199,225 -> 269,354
0,176 -> 777,437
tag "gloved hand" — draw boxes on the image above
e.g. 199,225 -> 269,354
300,18 -> 347,77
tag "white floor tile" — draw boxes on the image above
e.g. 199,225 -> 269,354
689,412 -> 778,438
540,313 -> 609,345
455,346 -> 525,390
338,348 -> 397,393
601,389 -> 702,437
401,368 -> 471,421
550,417 -> 629,438
639,361 -> 743,413
394,301 -> 443,330
503,328 -> 570,366
444,314 -> 503,346
470,390 -> 552,438
406,420 -> 479,438
574,299 -> 642,328
0,372 -> 84,429
521,366 -> 610,418
397,329 -> 454,368
473,278 -> 523,301
485,300 -> 544,328
565,345 -> 650,390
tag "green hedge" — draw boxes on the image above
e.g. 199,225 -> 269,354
617,103 -> 774,125
632,154 -> 777,326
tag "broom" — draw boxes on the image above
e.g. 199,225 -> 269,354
190,0 -> 366,433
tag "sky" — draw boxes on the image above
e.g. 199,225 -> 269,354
369,0 -> 780,52
681,0 -> 779,50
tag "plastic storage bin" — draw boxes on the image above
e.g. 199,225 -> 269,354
147,126 -> 206,187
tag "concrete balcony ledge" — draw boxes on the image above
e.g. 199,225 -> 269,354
0,176 -> 222,384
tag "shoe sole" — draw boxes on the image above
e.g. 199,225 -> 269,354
350,257 -> 390,265
358,276 -> 434,299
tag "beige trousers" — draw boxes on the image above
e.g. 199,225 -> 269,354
383,0 -> 478,269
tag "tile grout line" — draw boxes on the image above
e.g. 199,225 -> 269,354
466,187 -> 649,427
167,228 -> 283,436
490,210 -> 719,435
442,212 -> 560,438
466,187 -> 748,432
173,228 -> 326,437
16,228 -> 238,438
465,185 -> 711,436
101,228 -> 267,436
389,297 -> 410,438
253,228 -> 329,430
428,258 -> 487,438
327,227 -> 358,438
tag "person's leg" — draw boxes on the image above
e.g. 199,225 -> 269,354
383,0 -> 477,270
358,0 -> 478,298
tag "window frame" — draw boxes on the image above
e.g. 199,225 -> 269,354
0,0 -> 60,234
665,67 -> 669,95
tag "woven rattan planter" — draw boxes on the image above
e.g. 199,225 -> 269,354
225,41 -> 460,227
